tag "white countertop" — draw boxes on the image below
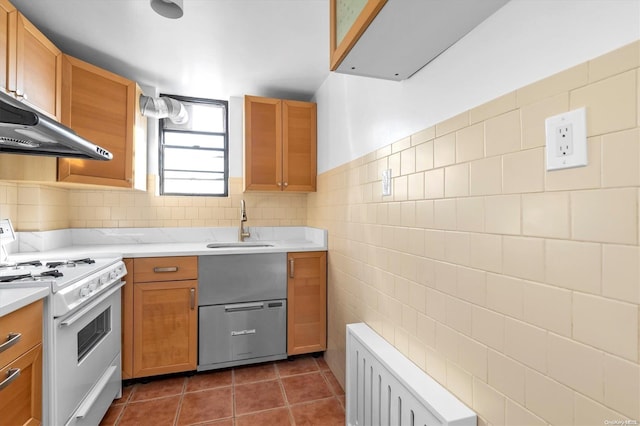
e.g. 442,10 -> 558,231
9,240 -> 326,261
6,226 -> 328,262
0,287 -> 49,317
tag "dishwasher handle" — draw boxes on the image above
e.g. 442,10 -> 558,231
224,302 -> 264,312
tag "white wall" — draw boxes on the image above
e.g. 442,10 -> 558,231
314,0 -> 640,174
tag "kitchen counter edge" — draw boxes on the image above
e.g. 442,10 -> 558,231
8,240 -> 327,262
0,287 -> 49,317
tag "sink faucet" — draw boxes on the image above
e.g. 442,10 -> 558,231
239,199 -> 250,242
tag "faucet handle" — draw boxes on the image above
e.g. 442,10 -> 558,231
240,199 -> 247,221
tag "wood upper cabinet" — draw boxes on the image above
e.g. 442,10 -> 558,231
130,257 -> 198,378
287,251 -> 327,355
57,54 -> 147,190
244,95 -> 316,192
329,0 -> 386,71
0,299 -> 43,426
0,0 -> 62,119
0,0 -> 14,94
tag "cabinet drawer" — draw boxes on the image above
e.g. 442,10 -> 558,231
0,300 -> 42,369
0,344 -> 42,425
133,256 -> 198,283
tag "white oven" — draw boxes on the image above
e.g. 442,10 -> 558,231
52,282 -> 123,426
0,256 -> 126,426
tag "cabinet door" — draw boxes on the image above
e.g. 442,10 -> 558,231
14,12 -> 61,120
244,95 -> 282,191
283,100 -> 316,192
287,251 -> 327,355
132,280 -> 198,378
0,344 -> 43,426
0,0 -> 15,93
329,0 -> 386,70
58,54 -> 146,189
121,258 -> 134,380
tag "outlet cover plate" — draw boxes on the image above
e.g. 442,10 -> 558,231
545,107 -> 588,171
382,169 -> 392,196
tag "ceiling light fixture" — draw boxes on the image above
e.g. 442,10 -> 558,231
150,0 -> 184,19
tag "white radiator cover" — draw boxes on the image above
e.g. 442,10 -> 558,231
346,323 -> 476,426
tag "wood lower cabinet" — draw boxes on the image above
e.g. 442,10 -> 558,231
125,257 -> 198,379
287,251 -> 327,355
58,54 -> 147,190
0,299 -> 43,426
121,258 -> 134,380
244,95 -> 316,192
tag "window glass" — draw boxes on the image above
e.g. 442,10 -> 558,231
159,95 -> 228,196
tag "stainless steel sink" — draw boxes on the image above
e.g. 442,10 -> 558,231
206,242 -> 274,248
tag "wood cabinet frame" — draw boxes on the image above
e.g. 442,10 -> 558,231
329,0 -> 387,71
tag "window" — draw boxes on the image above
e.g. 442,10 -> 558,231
159,95 -> 229,196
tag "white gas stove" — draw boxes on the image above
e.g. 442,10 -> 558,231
1,219 -> 126,426
0,256 -> 126,317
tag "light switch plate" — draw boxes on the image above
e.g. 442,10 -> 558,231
545,107 -> 588,171
382,169 -> 392,196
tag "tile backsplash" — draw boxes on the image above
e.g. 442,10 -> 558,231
0,176 -> 307,231
308,41 -> 640,425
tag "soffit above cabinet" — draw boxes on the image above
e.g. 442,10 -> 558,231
331,0 -> 509,81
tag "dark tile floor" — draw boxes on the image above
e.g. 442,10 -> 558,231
100,355 -> 345,426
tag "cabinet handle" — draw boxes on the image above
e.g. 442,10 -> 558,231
289,258 -> 295,278
283,182 -> 288,188
153,266 -> 178,273
190,288 -> 195,310
277,182 -> 282,187
0,368 -> 20,391
0,333 -> 21,354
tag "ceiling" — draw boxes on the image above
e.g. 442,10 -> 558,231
11,0 -> 329,102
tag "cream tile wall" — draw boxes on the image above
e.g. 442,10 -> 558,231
0,176 -> 306,231
308,41 -> 640,425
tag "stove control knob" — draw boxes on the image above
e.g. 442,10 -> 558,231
80,287 -> 90,298
109,270 -> 118,280
100,275 -> 109,285
89,281 -> 98,292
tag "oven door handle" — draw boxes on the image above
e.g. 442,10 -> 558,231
60,281 -> 124,327
74,365 -> 118,420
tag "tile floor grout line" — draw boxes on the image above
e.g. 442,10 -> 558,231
106,356 -> 344,426
171,377 -> 187,426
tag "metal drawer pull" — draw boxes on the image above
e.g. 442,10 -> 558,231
224,302 -> 264,312
154,266 -> 178,273
0,333 -> 21,353
289,259 -> 294,278
0,368 -> 20,391
231,329 -> 256,336
190,288 -> 195,310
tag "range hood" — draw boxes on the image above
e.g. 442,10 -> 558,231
0,90 -> 112,160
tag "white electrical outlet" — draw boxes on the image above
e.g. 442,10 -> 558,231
382,169 -> 392,196
545,107 -> 588,171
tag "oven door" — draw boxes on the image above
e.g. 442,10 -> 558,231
53,282 -> 123,426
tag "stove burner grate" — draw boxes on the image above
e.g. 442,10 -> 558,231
46,258 -> 96,268
0,260 -> 44,270
0,269 -> 63,282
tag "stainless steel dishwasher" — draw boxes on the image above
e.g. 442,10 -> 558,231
197,253 -> 287,371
